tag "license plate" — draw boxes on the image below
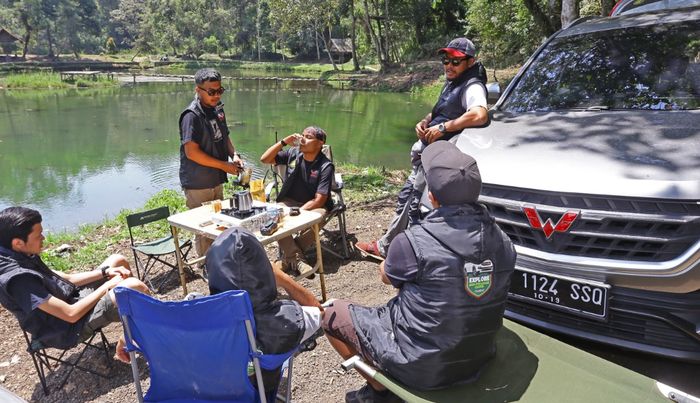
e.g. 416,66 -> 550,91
509,269 -> 609,319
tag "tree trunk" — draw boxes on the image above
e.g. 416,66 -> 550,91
256,0 -> 261,61
523,0 -> 559,35
314,24 -> 321,61
350,0 -> 360,71
322,26 -> 338,70
561,0 -> 580,28
362,0 -> 385,70
383,0 -> 392,63
600,0 -> 616,16
46,27 -> 54,58
19,13 -> 31,59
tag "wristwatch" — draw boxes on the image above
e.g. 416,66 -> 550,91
99,265 -> 109,279
438,123 -> 447,133
279,139 -> 287,147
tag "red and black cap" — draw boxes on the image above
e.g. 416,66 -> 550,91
438,37 -> 477,58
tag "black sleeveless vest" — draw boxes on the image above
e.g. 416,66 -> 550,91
429,61 -> 489,141
0,248 -> 85,349
178,98 -> 230,189
350,204 -> 516,390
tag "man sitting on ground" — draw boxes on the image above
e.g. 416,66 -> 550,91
323,142 -> 516,402
259,126 -> 334,277
206,226 -> 323,396
0,206 -> 150,363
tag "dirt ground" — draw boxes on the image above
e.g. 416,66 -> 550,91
0,198 -> 399,402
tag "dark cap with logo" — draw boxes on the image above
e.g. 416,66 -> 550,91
438,37 -> 477,58
422,141 -> 481,205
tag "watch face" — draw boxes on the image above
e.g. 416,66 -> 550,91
439,123 -> 446,132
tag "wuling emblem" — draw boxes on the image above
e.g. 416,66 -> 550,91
522,206 -> 579,239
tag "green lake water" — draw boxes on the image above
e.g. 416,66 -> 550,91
0,80 -> 431,230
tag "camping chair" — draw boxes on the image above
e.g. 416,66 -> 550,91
126,206 -> 192,292
23,328 -> 111,395
264,144 -> 350,259
114,287 -> 300,403
340,319 -> 670,403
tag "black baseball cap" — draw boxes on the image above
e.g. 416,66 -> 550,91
422,141 -> 481,205
438,37 -> 477,58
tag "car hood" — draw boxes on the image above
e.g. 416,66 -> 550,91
453,110 -> 700,200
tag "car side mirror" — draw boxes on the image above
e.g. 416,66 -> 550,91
487,82 -> 501,105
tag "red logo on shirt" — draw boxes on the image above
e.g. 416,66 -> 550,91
310,170 -> 318,179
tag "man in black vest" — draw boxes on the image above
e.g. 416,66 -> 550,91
0,206 -> 150,364
356,37 -> 489,260
179,68 -> 243,258
323,142 -> 516,402
260,126 -> 334,276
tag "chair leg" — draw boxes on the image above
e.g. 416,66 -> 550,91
338,212 -> 349,259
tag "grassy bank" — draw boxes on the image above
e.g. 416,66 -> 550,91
40,164 -> 405,272
0,71 -> 119,89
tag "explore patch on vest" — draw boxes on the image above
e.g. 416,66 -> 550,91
464,260 -> 494,298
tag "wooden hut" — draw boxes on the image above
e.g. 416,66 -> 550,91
0,28 -> 21,57
327,38 -> 353,64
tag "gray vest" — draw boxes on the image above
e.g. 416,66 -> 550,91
350,204 -> 516,390
178,98 -> 230,189
0,249 -> 85,349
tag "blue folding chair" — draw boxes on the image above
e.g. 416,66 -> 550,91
114,287 -> 298,403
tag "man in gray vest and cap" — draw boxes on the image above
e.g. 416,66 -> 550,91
323,142 -> 516,402
356,37 -> 489,261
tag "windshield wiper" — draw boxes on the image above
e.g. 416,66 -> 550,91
583,105 -> 610,111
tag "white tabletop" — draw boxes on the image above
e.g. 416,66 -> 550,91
167,200 -> 324,245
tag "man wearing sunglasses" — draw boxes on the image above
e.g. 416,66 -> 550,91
179,68 -> 244,258
357,37 -> 489,261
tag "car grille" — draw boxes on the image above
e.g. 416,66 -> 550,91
506,287 -> 700,355
480,185 -> 700,262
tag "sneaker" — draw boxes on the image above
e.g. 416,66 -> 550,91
292,259 -> 316,280
282,256 -> 316,280
345,384 -> 402,403
355,241 -> 385,261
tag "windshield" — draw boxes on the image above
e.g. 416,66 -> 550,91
502,20 -> 700,111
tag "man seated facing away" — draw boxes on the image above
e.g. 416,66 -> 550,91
206,227 -> 323,396
323,142 -> 516,402
0,207 -> 150,363
259,126 -> 334,277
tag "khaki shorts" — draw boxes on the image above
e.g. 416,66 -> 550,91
78,293 -> 120,341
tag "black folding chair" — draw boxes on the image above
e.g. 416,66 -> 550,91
24,329 -> 111,395
126,206 -> 192,292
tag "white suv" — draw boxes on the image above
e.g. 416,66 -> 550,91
454,5 -> 700,360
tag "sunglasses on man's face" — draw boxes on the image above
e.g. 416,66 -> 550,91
198,86 -> 226,96
441,57 -> 468,66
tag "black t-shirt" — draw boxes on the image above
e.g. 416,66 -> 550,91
383,233 -> 419,288
275,148 -> 334,208
180,106 -> 227,147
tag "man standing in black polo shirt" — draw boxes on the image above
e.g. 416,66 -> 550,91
179,68 -> 243,258
260,126 -> 334,276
